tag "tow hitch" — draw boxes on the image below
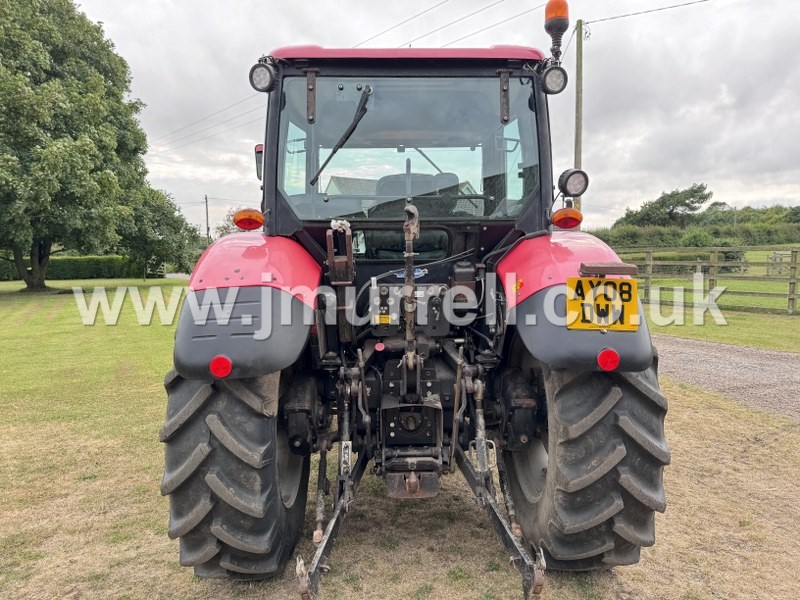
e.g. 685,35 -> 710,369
297,445 -> 546,600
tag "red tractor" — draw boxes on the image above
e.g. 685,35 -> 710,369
160,3 -> 669,598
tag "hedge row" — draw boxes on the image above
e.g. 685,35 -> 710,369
0,255 -> 141,281
591,223 -> 800,248
0,261 -> 17,281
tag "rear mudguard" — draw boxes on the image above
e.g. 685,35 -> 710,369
173,233 -> 321,380
497,231 -> 654,371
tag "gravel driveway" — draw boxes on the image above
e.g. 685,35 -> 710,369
652,334 -> 800,422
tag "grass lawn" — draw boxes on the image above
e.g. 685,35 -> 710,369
645,308 -> 800,353
0,278 -> 183,293
642,274 -> 800,351
1,281 -> 799,599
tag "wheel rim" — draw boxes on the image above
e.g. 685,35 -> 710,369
510,432 -> 548,504
276,427 -> 304,508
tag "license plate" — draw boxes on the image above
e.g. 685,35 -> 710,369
565,277 -> 639,331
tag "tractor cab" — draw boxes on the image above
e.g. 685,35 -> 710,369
264,46 -> 549,233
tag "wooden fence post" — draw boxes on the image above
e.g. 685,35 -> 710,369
708,250 -> 719,297
789,249 -> 798,314
644,250 -> 653,304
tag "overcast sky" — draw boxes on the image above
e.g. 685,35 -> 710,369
75,0 -> 799,232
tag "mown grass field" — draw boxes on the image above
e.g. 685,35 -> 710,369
1,280 -> 799,600
743,245 -> 797,276
644,307 -> 800,352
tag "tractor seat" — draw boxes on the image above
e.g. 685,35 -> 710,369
375,173 -> 436,198
371,172 -> 465,218
433,172 -> 459,195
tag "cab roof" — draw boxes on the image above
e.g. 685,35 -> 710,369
269,45 -> 545,62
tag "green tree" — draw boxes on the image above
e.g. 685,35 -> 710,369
697,201 -> 735,226
116,189 -> 202,277
614,183 -> 713,228
214,206 -> 244,239
0,0 -> 189,289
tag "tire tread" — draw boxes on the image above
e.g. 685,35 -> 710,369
160,373 -> 309,579
506,357 -> 669,571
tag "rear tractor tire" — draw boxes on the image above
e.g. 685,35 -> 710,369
505,357 -> 669,570
160,370 -> 310,579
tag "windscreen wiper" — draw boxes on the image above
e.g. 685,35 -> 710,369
309,85 -> 373,187
413,147 -> 443,174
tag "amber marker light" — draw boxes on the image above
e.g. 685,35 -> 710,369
233,208 -> 266,231
552,207 -> 583,230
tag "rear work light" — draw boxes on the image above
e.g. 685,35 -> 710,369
552,207 -> 583,229
558,168 -> 589,198
233,208 -> 266,231
249,61 -> 277,92
209,355 -> 233,378
597,348 -> 620,372
541,65 -> 568,94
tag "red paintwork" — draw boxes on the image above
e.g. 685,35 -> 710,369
496,231 -> 624,308
190,233 -> 321,308
270,45 -> 545,61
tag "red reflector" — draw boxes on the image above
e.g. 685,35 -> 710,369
209,355 -> 233,378
597,348 -> 620,371
375,342 -> 385,352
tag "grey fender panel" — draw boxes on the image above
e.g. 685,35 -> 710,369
510,284 -> 654,371
174,286 -> 313,380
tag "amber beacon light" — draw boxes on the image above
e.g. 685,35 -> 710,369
545,0 -> 570,63
545,0 -> 569,22
233,208 -> 266,231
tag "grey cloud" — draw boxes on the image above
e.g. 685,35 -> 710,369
75,0 -> 799,230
